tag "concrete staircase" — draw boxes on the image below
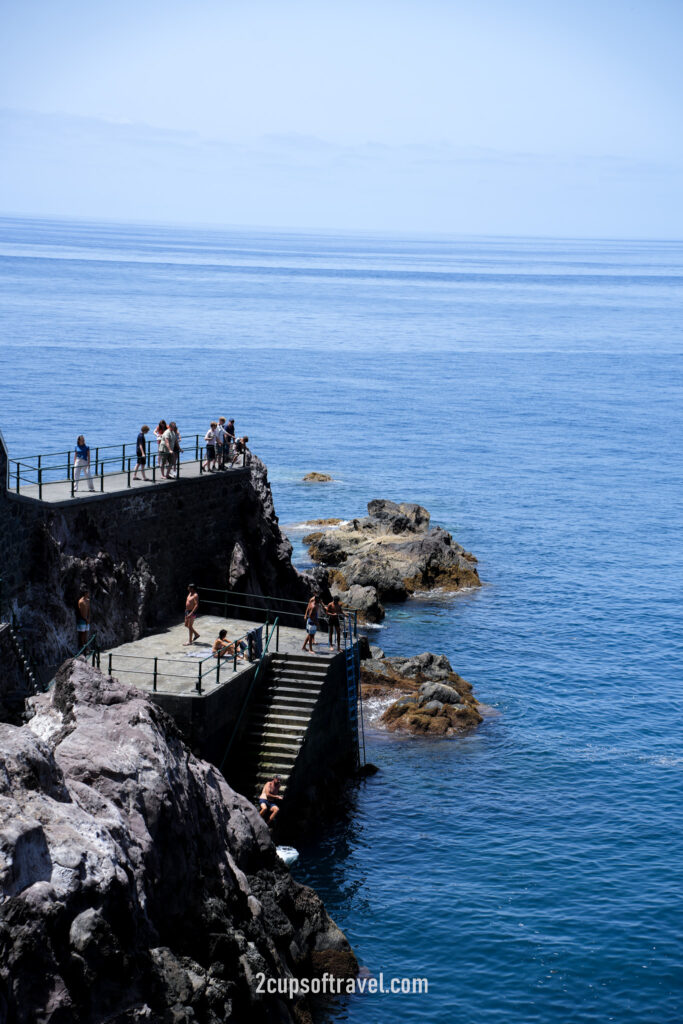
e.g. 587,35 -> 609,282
241,652 -> 330,798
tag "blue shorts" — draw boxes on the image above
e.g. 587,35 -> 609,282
306,619 -> 317,635
77,619 -> 88,630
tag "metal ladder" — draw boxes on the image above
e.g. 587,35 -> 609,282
343,612 -> 366,770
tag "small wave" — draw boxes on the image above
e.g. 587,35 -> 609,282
362,693 -> 396,724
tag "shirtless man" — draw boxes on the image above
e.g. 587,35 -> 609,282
302,594 -> 321,652
184,584 -> 200,645
259,776 -> 282,824
76,585 -> 91,650
325,595 -> 344,651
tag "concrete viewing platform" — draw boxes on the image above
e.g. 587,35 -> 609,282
12,458 -> 248,504
100,614 -> 340,697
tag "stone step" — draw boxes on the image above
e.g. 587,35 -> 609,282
271,655 -> 331,670
247,729 -> 307,743
251,705 -> 311,720
247,744 -> 302,760
248,757 -> 297,774
268,670 -> 327,685
259,690 -> 318,705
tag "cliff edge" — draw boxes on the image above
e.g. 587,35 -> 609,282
0,659 -> 356,1023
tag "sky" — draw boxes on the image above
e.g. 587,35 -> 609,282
1,0 -> 682,237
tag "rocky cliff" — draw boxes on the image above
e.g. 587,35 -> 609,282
1,454 -> 312,669
0,659 -> 356,1023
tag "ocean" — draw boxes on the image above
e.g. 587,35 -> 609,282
1,216 -> 682,1022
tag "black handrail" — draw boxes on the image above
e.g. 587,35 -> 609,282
5,432 -> 249,499
219,617 -> 278,774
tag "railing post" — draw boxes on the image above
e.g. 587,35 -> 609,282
216,655 -> 221,685
38,467 -> 43,501
71,466 -> 75,498
233,649 -> 237,672
152,453 -> 157,482
199,447 -> 204,474
15,462 -> 20,494
100,462 -> 104,492
153,657 -> 158,692
196,661 -> 202,694
95,447 -> 99,475
127,458 -> 131,488
276,620 -> 280,652
121,444 -> 125,472
195,435 -> 199,460
108,653 -> 113,675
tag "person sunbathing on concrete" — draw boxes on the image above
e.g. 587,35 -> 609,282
184,584 -> 200,645
259,776 -> 282,824
212,629 -> 245,660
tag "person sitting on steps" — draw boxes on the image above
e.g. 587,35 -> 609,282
259,776 -> 283,824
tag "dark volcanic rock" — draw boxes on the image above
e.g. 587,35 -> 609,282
304,500 -> 480,621
0,659 -> 355,1024
4,455 -> 314,671
360,651 -> 483,736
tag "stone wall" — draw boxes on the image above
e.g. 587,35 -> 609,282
0,430 -> 310,669
152,661 -> 258,766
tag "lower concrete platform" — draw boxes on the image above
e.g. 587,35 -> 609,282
100,614 -> 340,697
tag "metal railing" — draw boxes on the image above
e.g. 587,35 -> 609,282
197,586 -> 356,633
99,624 -> 265,695
5,432 -> 249,500
220,617 -> 279,773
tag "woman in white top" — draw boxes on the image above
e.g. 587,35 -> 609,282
203,423 -> 218,472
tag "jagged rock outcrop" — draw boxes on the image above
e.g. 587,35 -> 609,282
0,659 -> 356,1023
360,652 -> 482,735
303,500 -> 480,622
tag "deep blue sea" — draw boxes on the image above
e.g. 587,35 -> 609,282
1,217 -> 682,1023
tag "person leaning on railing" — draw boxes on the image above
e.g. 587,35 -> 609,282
230,436 -> 249,466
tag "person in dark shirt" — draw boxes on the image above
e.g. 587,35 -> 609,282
133,424 -> 150,481
225,418 -> 236,460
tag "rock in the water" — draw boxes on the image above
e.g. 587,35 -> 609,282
417,681 -> 465,706
330,582 -> 385,624
0,659 -> 356,1023
360,650 -> 483,736
302,472 -> 333,482
304,500 -> 480,613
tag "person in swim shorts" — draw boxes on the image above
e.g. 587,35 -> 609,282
259,776 -> 282,824
325,595 -> 344,651
302,594 -> 321,652
184,583 -> 200,645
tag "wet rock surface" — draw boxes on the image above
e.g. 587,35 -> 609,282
0,659 -> 356,1024
301,473 -> 333,483
304,500 -> 480,622
360,651 -> 483,736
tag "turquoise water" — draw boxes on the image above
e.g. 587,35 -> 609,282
1,217 -> 682,1022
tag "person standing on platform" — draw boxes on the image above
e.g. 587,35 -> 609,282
225,418 -> 236,461
203,422 -> 218,472
215,417 -> 227,469
302,594 -> 321,652
133,425 -> 150,481
159,423 -> 176,479
184,584 -> 200,645
73,436 -> 95,492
